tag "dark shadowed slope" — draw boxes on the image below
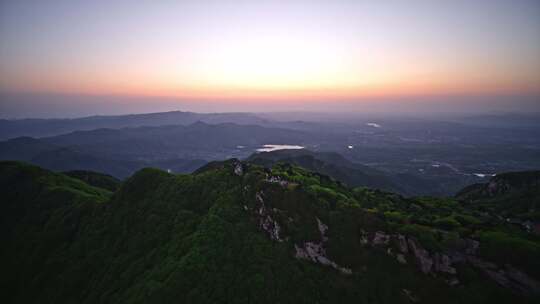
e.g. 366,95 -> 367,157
30,147 -> 144,179
28,147 -> 206,179
1,160 -> 539,303
0,136 -> 59,161
62,170 -> 121,192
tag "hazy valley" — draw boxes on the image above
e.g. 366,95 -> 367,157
2,111 -> 539,196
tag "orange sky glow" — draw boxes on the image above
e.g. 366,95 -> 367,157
1,1 -> 539,105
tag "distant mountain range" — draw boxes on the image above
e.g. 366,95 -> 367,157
0,122 -> 311,178
0,110 -> 269,140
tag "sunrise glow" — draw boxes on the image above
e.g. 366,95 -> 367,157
1,1 -> 540,103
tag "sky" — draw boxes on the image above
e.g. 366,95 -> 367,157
1,0 -> 540,117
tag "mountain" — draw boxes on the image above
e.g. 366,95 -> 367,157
30,147 -> 146,178
41,122 -> 309,159
247,149 -> 458,196
0,140 -> 205,179
456,171 -> 540,221
1,122 -> 310,160
248,149 -> 408,193
2,160 -> 539,303
0,122 -> 313,178
0,136 -> 60,161
0,111 -> 269,140
29,147 -> 205,179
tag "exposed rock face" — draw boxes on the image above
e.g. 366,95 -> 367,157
373,231 -> 390,246
252,192 -> 351,275
467,256 -> 540,295
252,177 -> 350,275
407,238 -> 433,274
261,215 -> 282,241
317,218 -> 329,242
254,191 -> 283,242
402,289 -> 419,303
433,253 -> 456,274
266,175 -> 291,187
396,254 -> 407,264
234,162 -> 244,176
464,239 -> 479,255
505,265 -> 540,294
359,230 -> 369,245
395,233 -> 539,295
295,217 -> 352,275
397,234 -> 408,254
364,232 -> 461,280
294,242 -> 342,271
250,171 -> 539,295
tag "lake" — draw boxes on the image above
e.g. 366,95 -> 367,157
256,144 -> 305,152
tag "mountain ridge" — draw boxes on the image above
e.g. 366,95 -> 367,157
0,110 -> 270,140
1,160 -> 539,303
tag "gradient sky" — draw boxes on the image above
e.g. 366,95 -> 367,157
1,0 -> 540,115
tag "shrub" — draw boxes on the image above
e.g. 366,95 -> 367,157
433,216 -> 461,230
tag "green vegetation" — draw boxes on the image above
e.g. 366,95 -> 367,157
456,171 -> 540,221
475,231 -> 540,278
63,169 -> 121,191
1,160 -> 539,303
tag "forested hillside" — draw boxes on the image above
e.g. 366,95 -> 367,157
1,160 -> 539,303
